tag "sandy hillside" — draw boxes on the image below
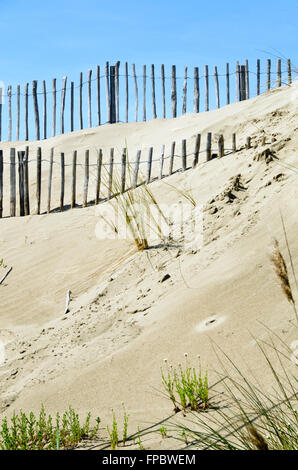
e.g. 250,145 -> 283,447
0,82 -> 297,449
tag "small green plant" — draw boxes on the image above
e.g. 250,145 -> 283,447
159,426 -> 167,439
107,410 -> 118,450
122,403 -> 129,446
137,427 -> 144,450
161,354 -> 209,413
0,406 -> 100,450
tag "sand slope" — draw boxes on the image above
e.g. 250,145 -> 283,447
0,82 -> 297,449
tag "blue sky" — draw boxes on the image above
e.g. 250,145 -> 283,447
0,0 -> 297,140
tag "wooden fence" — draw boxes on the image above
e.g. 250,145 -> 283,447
0,131 -> 250,218
0,58 -> 293,142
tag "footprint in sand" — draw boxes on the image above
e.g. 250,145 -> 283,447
195,315 -> 226,332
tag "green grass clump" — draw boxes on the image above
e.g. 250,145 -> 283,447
0,406 -> 100,450
161,354 -> 209,413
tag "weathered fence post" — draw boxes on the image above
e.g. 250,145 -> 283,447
8,86 -> 12,141
121,148 -> 126,193
226,63 -> 230,105
287,59 -> 292,84
88,69 -> 92,128
95,149 -> 102,203
132,64 -> 138,122
171,65 -> 177,118
36,147 -> 42,214
206,133 -> 212,161
204,65 -> 209,111
236,61 -> 240,102
42,80 -> 47,139
267,59 -> 271,91
159,145 -> 165,179
182,139 -> 187,171
151,64 -> 157,119
16,85 -> 20,141
70,81 -> 74,132
245,59 -> 249,99
83,150 -> 89,208
240,66 -> 246,101
97,65 -> 101,126
214,66 -> 220,108
0,150 -> 3,218
79,72 -> 83,129
10,148 -> 16,217
60,153 -> 65,212
161,64 -> 166,118
18,151 -> 25,217
0,88 -> 2,142
193,134 -> 201,168
133,150 -> 141,188
24,146 -> 30,215
47,148 -> 54,213
108,148 -> 114,199
24,84 -> 29,140
146,147 -> 153,184
32,81 -> 40,140
115,61 -> 120,123
232,133 -> 236,152
143,65 -> 146,122
52,78 -> 56,137
182,66 -> 187,114
218,135 -> 224,158
60,76 -> 67,134
110,66 -> 116,124
257,59 -> 260,95
246,136 -> 251,149
125,62 -> 129,123
194,67 -> 199,113
71,150 -> 77,209
169,141 -> 176,175
105,62 -> 110,124
277,59 -> 282,87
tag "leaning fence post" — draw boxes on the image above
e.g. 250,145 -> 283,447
0,150 -> 3,218
95,149 -> 102,203
18,151 -> 25,217
193,134 -> 201,168
36,147 -> 42,214
171,65 -> 177,118
146,147 -> 153,184
169,141 -> 176,175
10,148 -> 16,217
133,150 -> 141,188
71,150 -> 77,209
204,65 -> 209,111
121,148 -> 126,194
47,148 -> 54,213
206,133 -> 212,161
32,81 -> 40,140
83,150 -> 89,208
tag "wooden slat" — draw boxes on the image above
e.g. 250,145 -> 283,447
60,76 -> 67,134
125,62 -> 129,123
236,61 -> 240,102
204,65 -> 209,111
182,66 -> 187,114
88,69 -> 92,128
245,60 -> 249,99
97,65 -> 101,125
257,59 -> 260,95
105,62 -> 110,123
226,63 -> 230,105
25,83 -> 29,140
171,65 -> 177,117
32,81 -> 40,140
161,64 -> 166,118
36,147 -> 42,214
60,153 -> 65,212
52,78 -> 56,137
24,146 -> 30,215
132,64 -> 138,122
83,150 -> 89,207
267,59 -> 271,91
18,151 -> 25,217
182,139 -> 187,171
47,148 -> 54,213
287,59 -> 292,84
218,135 -> 224,158
10,148 -> 16,217
71,150 -> 77,209
110,66 -> 116,123
0,87 -> 2,141
232,133 -> 236,152
79,72 -> 83,129
8,86 -> 12,141
108,148 -> 114,199
143,65 -> 146,122
0,150 -> 3,218
169,141 -> 175,175
95,149 -> 102,203
115,61 -> 120,122
146,147 -> 153,184
133,150 -> 141,188
193,134 -> 201,168
193,67 -> 199,113
206,133 -> 212,161
16,85 -> 20,141
214,66 -> 220,108
70,81 -> 74,132
277,59 -> 282,87
151,64 -> 157,119
121,148 -> 126,193
159,145 -> 165,179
